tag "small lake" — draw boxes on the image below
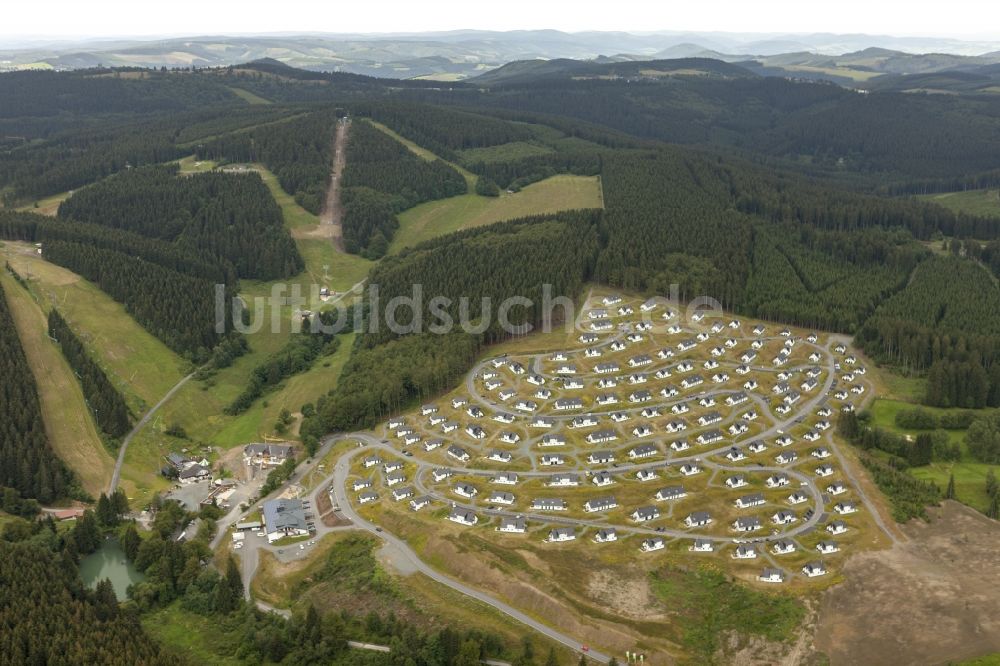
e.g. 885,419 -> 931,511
79,538 -> 145,601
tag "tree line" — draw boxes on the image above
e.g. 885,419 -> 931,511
340,120 -> 466,257
48,308 -> 132,439
0,280 -> 74,504
196,109 -> 338,214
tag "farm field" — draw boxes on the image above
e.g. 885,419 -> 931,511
0,270 -> 113,497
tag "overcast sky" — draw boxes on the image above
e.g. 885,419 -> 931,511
4,0 -> 999,40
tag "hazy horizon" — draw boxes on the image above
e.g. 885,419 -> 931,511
4,0 -> 1000,44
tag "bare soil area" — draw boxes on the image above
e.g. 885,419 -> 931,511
318,120 -> 348,250
815,500 -> 1000,666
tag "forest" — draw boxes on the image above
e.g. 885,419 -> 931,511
49,309 -> 132,439
0,279 -> 74,504
195,109 -> 339,214
340,120 -> 467,257
57,165 -> 302,281
856,256 -> 1000,406
5,60 -> 1000,663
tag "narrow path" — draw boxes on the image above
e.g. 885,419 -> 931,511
108,370 -> 196,494
320,118 -> 349,250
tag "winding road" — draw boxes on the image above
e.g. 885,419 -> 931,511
108,370 -> 196,494
240,300 -> 886,661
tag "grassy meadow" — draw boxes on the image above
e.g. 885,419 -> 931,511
0,269 -> 114,497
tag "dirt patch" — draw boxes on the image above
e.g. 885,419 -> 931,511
412,529 -> 677,660
291,224 -> 337,240
318,120 -> 348,250
586,569 -> 664,621
315,487 -> 352,527
215,445 -> 247,481
716,601 -> 824,666
815,501 -> 1000,666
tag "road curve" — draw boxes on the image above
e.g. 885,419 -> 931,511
318,438 -> 613,663
109,370 -> 196,494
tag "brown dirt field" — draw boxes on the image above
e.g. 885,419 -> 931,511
815,501 -> 1000,666
586,570 -> 665,621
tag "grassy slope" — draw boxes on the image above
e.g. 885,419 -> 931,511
226,86 -> 272,105
0,270 -> 113,498
143,604 -> 246,666
256,164 -> 372,292
250,530 -> 576,661
2,245 -> 187,416
123,166 -> 367,502
918,189 -> 1000,218
391,175 -> 604,253
366,120 -> 604,254
15,190 -> 72,216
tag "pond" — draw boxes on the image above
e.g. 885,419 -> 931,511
79,537 -> 145,601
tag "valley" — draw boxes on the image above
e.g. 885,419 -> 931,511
2,46 -> 1000,666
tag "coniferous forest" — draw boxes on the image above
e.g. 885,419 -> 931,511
0,281 -> 73,504
4,56 -> 1000,665
340,120 -> 467,257
48,309 -> 132,439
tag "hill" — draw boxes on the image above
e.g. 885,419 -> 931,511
472,57 -> 756,85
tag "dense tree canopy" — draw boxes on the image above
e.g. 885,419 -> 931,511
0,280 -> 74,503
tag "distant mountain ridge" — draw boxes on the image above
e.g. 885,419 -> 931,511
3,30 -> 1000,86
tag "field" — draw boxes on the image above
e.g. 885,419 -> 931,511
175,155 -> 218,174
0,269 -> 113,497
391,175 -> 604,253
816,501 -> 1000,666
226,86 -> 272,105
780,65 -> 883,82
2,243 -> 187,416
143,604 -> 247,666
868,398 -> 997,512
918,189 -> 1000,218
365,119 -> 604,253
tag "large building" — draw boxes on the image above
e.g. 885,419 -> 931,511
243,442 -> 295,468
261,498 -> 310,543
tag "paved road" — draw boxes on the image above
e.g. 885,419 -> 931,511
313,439 -> 612,663
240,305 -> 887,657
109,370 -> 196,494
